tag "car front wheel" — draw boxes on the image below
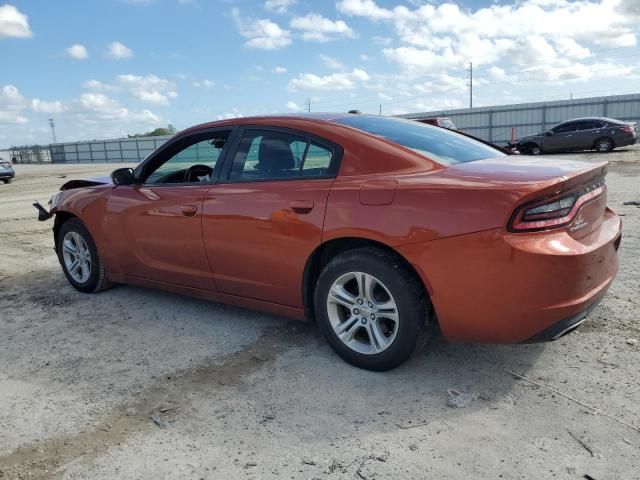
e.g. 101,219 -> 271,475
314,247 -> 431,371
57,218 -> 112,293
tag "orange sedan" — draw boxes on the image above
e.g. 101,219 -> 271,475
39,114 -> 621,370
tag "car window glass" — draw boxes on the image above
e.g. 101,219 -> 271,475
302,143 -> 333,177
230,130 -> 333,181
577,121 -> 598,130
145,133 -> 229,184
552,123 -> 578,133
335,116 -> 504,165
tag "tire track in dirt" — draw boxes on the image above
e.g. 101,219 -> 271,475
0,325 -> 308,480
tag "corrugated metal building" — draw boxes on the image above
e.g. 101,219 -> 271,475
43,92 -> 640,164
50,135 -> 172,163
397,93 -> 640,145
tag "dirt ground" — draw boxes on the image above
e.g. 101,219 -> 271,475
0,148 -> 639,480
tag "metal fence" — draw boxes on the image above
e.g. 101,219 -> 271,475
397,93 -> 640,145
50,135 -> 172,163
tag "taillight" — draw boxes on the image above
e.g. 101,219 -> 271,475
620,125 -> 634,133
509,178 -> 606,232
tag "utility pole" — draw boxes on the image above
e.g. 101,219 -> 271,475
49,118 -> 57,144
305,98 -> 311,112
379,104 -> 382,115
466,62 -> 473,109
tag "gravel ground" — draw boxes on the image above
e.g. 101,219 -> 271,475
0,148 -> 639,480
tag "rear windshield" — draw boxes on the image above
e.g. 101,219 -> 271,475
335,116 -> 504,165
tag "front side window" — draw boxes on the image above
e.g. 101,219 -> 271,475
144,131 -> 230,184
335,116 -> 503,165
229,129 -> 333,181
553,123 -> 578,133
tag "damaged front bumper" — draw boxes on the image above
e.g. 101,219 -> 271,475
33,200 -> 53,221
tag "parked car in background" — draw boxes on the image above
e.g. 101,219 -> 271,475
37,114 -> 621,371
0,158 -> 15,183
513,117 -> 638,155
414,117 -> 457,130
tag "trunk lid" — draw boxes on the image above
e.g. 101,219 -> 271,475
446,156 -> 608,238
446,156 -> 607,188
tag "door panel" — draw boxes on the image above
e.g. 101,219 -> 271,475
106,185 -> 215,290
543,123 -> 577,152
202,179 -> 333,306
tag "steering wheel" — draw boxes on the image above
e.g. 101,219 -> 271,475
184,164 -> 213,183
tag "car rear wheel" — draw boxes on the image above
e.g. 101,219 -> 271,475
314,247 -> 431,371
1,178 -> 10,184
594,137 -> 614,153
57,218 -> 112,293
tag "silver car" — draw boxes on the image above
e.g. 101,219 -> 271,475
0,158 -> 15,184
515,117 -> 638,155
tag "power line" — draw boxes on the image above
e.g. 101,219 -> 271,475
466,62 -> 473,109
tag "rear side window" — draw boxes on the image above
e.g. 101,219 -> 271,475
229,129 -> 334,181
335,116 -> 503,165
576,121 -> 603,130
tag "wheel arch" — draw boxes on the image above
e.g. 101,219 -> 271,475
302,236 -> 434,322
53,210 -> 79,248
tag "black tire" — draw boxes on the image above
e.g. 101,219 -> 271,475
1,178 -> 10,184
314,247 -> 431,371
56,218 -> 112,293
594,137 -> 614,153
522,143 -> 542,155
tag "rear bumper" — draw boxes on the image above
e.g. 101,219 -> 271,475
0,170 -> 14,179
397,210 -> 621,344
523,291 -> 605,342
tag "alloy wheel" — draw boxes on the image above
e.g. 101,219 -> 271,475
62,231 -> 92,283
596,138 -> 613,152
326,271 -> 399,355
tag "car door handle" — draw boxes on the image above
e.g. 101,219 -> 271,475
290,200 -> 314,214
180,205 -> 198,217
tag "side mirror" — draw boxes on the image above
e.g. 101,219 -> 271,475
111,167 -> 135,186
544,131 -> 553,137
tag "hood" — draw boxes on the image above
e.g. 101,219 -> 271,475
60,175 -> 112,191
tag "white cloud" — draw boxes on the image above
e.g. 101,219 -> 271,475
83,79 -> 116,91
193,79 -> 215,87
272,66 -> 287,74
337,0 -> 393,20
288,68 -> 370,91
64,44 -> 89,60
115,74 -> 177,105
106,41 -> 134,59
0,84 -> 28,124
264,0 -> 296,14
286,101 -> 301,111
378,92 -> 392,101
0,4 -> 32,38
217,107 -> 243,120
31,98 -> 66,114
290,13 -> 354,42
233,9 -> 291,49
488,66 -> 507,80
318,54 -> 344,70
338,0 -> 640,81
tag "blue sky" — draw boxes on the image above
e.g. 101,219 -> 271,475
1,0 -> 639,146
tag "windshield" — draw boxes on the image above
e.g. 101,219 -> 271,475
335,116 -> 504,165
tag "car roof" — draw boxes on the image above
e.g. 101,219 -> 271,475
182,113 -> 359,133
557,117 -> 622,124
